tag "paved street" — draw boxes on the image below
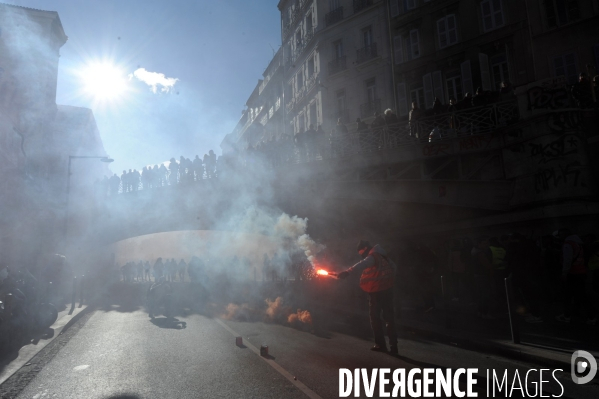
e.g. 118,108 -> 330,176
6,308 -> 598,399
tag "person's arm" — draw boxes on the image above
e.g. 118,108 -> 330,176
347,255 -> 375,275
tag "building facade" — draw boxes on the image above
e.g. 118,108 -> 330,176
0,4 -> 109,268
280,0 -> 395,135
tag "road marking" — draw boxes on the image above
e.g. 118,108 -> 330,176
215,318 -> 323,399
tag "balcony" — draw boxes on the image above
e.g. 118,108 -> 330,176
282,0 -> 314,40
356,42 -> 378,64
328,56 -> 347,76
360,98 -> 381,118
325,7 -> 344,27
353,0 -> 373,14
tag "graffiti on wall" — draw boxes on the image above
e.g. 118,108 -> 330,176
527,86 -> 569,111
534,162 -> 585,194
547,111 -> 582,132
458,135 -> 496,151
529,134 -> 579,165
422,142 -> 451,157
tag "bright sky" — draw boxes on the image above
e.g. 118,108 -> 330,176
9,0 -> 281,173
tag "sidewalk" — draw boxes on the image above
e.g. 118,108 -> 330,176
0,303 -> 91,386
396,303 -> 599,369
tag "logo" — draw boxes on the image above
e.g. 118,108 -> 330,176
571,350 -> 597,385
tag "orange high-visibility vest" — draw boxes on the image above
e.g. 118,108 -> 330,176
359,253 -> 395,293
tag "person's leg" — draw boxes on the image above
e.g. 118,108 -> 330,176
368,292 -> 386,349
380,289 -> 398,351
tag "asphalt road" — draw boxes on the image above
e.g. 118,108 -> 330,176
9,309 -> 599,399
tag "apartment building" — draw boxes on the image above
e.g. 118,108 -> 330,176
389,0 -> 537,118
526,0 -> 599,84
280,0 -> 394,135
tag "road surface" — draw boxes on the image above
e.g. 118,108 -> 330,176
5,308 -> 598,398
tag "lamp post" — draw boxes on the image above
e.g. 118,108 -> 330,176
63,155 -> 114,254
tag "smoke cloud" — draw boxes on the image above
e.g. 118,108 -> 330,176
129,68 -> 179,93
274,214 -> 325,267
222,296 -> 312,327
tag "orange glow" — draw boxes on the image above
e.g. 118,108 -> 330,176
316,269 -> 328,276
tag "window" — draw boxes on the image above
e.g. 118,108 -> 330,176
409,29 -> 420,59
390,0 -> 400,17
306,12 -> 313,31
446,74 -> 463,103
333,40 -> 344,59
543,0 -> 579,28
336,89 -> 346,113
491,54 -> 510,90
307,57 -> 315,77
553,53 -> 578,84
393,35 -> 404,64
363,26 -> 373,47
310,102 -> 317,127
481,0 -> 504,32
298,113 -> 305,132
329,0 -> 341,10
366,79 -> 377,103
437,15 -> 458,49
297,69 -> 304,89
406,0 -> 417,10
410,87 -> 426,109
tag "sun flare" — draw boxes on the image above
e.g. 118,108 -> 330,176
79,62 -> 128,101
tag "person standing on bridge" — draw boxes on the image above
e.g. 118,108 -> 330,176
336,240 -> 398,355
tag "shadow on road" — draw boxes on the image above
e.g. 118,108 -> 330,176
104,395 -> 142,399
150,317 -> 187,329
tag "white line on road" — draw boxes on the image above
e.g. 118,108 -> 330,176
215,318 -> 323,399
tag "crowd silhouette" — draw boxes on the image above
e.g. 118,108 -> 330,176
95,150 -> 219,196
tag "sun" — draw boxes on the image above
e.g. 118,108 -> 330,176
79,62 -> 128,102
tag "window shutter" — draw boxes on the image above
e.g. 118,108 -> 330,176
479,53 -> 491,91
410,29 -> 420,58
393,35 -> 403,64
461,60 -> 474,96
432,70 -> 444,102
423,73 -> 434,109
397,83 -> 408,117
390,0 -> 400,17
437,18 -> 446,48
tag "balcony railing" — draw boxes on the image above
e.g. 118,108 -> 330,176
328,56 -> 347,75
360,99 -> 381,118
259,100 -> 520,165
353,0 -> 373,13
325,7 -> 344,27
282,0 -> 314,40
356,42 -> 378,64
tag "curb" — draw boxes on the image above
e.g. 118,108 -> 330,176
398,322 -> 572,370
0,304 -> 94,386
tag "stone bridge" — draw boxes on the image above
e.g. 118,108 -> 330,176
73,81 -> 599,249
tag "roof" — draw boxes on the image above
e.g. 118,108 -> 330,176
0,2 -> 68,45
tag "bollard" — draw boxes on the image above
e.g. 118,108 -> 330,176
79,275 -> 85,308
71,276 -> 77,311
236,337 -> 243,346
504,275 -> 520,344
260,344 -> 268,357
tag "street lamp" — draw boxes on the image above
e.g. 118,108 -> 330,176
63,155 -> 114,254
